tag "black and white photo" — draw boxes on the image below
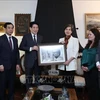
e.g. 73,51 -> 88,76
38,44 -> 66,65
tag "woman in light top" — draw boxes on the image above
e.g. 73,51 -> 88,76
58,24 -> 79,87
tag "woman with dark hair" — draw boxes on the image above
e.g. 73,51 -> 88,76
58,24 -> 79,87
81,28 -> 100,100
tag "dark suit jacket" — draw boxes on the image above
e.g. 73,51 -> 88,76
96,40 -> 100,62
0,34 -> 20,70
19,33 -> 43,68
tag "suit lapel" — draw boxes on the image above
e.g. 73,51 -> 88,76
37,35 -> 39,43
29,33 -> 40,44
37,34 -> 41,43
29,33 -> 34,42
12,37 -> 15,50
4,34 -> 15,50
4,34 -> 11,50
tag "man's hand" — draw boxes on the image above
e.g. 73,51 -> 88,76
97,65 -> 100,71
16,64 -> 20,71
16,64 -> 21,75
0,65 -> 4,72
32,46 -> 38,51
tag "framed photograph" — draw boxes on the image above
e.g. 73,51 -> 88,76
0,22 -> 5,33
38,43 -> 66,65
15,14 -> 31,36
85,13 -> 100,38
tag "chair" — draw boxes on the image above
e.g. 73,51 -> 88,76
74,54 -> 85,100
74,56 -> 85,87
19,55 -> 35,85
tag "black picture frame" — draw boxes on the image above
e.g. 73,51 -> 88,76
15,14 -> 31,36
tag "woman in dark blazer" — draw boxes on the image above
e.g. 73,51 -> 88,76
81,28 -> 100,100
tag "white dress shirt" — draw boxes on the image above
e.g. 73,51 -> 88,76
31,33 -> 37,41
96,61 -> 100,67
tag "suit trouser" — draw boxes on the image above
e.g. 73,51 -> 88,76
25,60 -> 40,90
0,67 -> 16,100
84,67 -> 100,100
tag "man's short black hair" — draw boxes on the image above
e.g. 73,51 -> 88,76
30,21 -> 39,28
4,22 -> 14,28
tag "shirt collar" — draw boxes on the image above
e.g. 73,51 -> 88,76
6,34 -> 12,39
31,33 -> 37,37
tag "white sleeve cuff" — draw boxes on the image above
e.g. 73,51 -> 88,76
96,61 -> 100,67
29,47 -> 32,52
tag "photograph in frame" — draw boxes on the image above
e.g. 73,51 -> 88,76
38,43 -> 66,65
85,13 -> 100,38
15,14 -> 31,36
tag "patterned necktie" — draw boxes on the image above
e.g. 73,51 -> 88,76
9,37 -> 12,50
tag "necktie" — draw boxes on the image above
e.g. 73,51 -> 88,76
9,37 -> 12,50
33,34 -> 37,45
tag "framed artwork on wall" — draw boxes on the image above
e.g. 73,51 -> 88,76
0,22 -> 5,33
85,13 -> 100,38
38,43 -> 67,66
15,14 -> 31,36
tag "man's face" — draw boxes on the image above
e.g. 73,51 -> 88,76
30,24 -> 39,34
5,24 -> 14,36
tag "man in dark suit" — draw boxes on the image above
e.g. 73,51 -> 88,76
96,40 -> 100,90
0,22 -> 20,100
19,21 -> 43,90
96,41 -> 100,71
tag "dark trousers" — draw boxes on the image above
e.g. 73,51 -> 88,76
0,67 -> 16,100
25,60 -> 40,90
59,70 -> 75,88
84,67 -> 100,100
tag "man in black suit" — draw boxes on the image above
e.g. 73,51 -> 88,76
96,40 -> 100,89
0,22 -> 20,100
19,21 -> 43,90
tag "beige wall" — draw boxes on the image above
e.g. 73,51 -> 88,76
0,0 -> 38,57
0,0 -> 100,57
72,0 -> 100,47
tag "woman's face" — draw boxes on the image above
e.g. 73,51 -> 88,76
87,31 -> 95,41
64,27 -> 72,36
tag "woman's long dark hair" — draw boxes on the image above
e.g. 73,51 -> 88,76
85,28 -> 100,49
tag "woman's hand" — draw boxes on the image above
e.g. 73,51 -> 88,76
82,66 -> 89,72
64,57 -> 75,66
59,41 -> 65,44
64,60 -> 70,66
